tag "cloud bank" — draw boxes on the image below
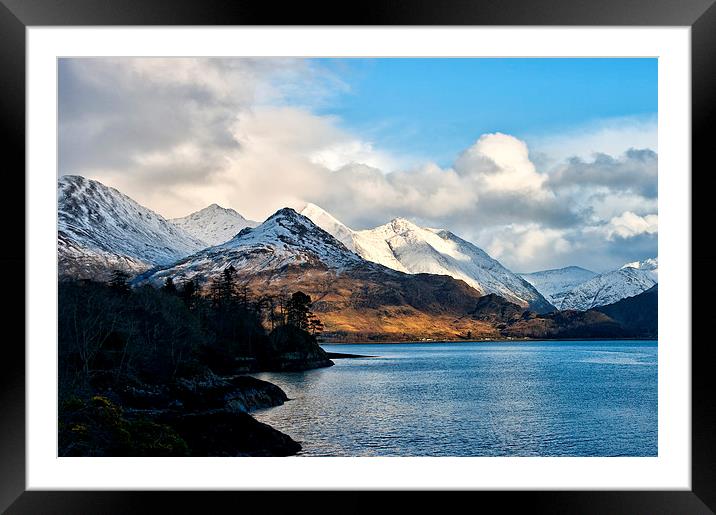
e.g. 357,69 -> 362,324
59,58 -> 657,273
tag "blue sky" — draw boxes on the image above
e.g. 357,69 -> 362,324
59,57 -> 658,272
307,58 -> 657,167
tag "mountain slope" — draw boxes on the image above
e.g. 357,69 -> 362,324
144,207 -> 364,279
137,208 -> 500,342
559,266 -> 657,311
297,203 -> 356,251
299,204 -> 552,312
58,175 -> 206,279
595,284 -> 657,337
519,266 -> 598,308
621,258 -> 658,281
470,294 -> 652,339
170,204 -> 258,246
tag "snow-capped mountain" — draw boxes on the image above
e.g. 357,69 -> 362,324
622,257 -> 658,280
297,203 -> 356,250
519,266 -> 598,308
136,208 -> 493,341
170,204 -> 258,246
138,208 -> 363,285
58,175 -> 206,279
298,204 -> 552,312
559,266 -> 657,311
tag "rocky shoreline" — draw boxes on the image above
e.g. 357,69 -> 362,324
60,373 -> 308,457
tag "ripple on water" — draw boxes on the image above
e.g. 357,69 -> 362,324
252,340 -> 657,456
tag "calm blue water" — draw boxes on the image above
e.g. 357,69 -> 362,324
253,341 -> 657,456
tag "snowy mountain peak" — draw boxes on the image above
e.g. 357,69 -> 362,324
389,217 -> 420,231
621,257 -> 658,280
562,265 -> 594,273
622,257 -> 657,270
519,266 -> 598,308
170,203 -> 258,246
58,175 -> 206,279
522,261 -> 659,311
299,202 -> 336,220
364,217 -> 427,246
138,206 -> 363,286
298,203 -> 356,250
218,207 -> 307,244
260,207 -> 337,231
299,204 -> 552,311
269,206 -> 300,219
559,266 -> 657,311
203,203 -> 239,215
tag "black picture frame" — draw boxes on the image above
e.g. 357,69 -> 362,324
1,0 -> 713,512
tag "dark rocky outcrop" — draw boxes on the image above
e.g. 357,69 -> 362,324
59,392 -> 301,457
159,411 -> 301,457
117,373 -> 289,414
325,352 -> 375,359
60,373 -> 301,457
258,325 -> 334,371
174,374 -> 289,413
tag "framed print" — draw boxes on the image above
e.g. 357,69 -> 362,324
2,0 -> 715,512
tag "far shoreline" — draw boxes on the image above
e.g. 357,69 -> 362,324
320,337 -> 658,345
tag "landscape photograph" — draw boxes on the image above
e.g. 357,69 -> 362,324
57,57 -> 658,457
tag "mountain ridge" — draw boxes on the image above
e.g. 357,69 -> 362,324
521,260 -> 658,311
559,266 -> 657,311
298,203 -> 553,312
519,266 -> 598,308
57,176 -> 657,341
58,175 -> 206,280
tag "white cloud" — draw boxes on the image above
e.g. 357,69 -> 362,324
59,58 -> 658,272
603,212 -> 658,240
529,115 -> 657,166
586,190 -> 658,221
455,133 -> 547,194
483,225 -> 572,272
548,147 -> 657,199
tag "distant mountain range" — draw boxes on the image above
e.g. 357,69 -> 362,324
57,175 -> 658,340
519,266 -> 598,308
170,204 -> 258,246
521,260 -> 657,311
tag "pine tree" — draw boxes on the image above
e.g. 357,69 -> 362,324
162,277 -> 177,294
179,279 -> 197,306
220,265 -> 237,302
287,291 -> 314,331
109,269 -> 131,293
308,314 -> 324,336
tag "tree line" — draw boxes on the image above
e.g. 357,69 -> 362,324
59,267 -> 324,399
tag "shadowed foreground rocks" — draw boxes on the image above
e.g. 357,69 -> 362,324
60,374 -> 301,457
161,411 -> 301,457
